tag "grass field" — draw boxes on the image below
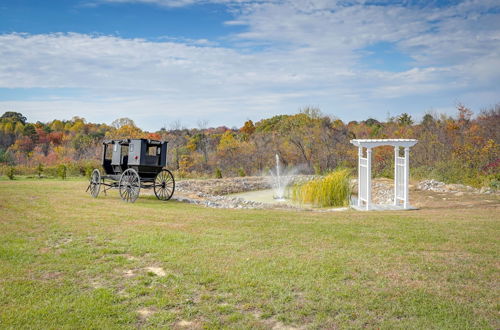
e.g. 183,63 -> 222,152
0,179 -> 499,329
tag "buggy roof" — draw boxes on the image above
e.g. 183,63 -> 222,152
102,138 -> 164,145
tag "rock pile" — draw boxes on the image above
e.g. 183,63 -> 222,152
350,179 -> 394,204
372,181 -> 394,204
417,179 -> 497,194
175,176 -> 270,196
173,193 -> 288,209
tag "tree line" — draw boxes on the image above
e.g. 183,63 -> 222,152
0,104 -> 499,188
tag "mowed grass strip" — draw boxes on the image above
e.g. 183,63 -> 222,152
0,180 -> 499,329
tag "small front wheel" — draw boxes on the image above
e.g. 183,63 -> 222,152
154,169 -> 175,201
119,169 -> 140,203
88,169 -> 101,198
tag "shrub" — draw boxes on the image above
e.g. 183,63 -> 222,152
79,161 -> 96,178
57,164 -> 67,180
7,166 -> 15,180
291,169 -> 351,207
488,173 -> 500,190
313,164 -> 322,175
238,168 -> 246,177
37,163 -> 44,178
215,168 -> 222,179
490,179 -> 500,190
85,166 -> 94,178
0,148 -> 12,164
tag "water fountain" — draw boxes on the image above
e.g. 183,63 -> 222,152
270,154 -> 297,201
228,154 -> 298,205
271,154 -> 284,200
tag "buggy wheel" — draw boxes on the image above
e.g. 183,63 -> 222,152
88,169 -> 101,198
119,168 -> 140,203
154,169 -> 175,201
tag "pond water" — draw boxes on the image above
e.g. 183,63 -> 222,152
229,189 -> 296,205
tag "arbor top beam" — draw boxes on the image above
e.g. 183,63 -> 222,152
350,139 -> 418,148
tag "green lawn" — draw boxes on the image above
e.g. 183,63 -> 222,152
0,179 -> 499,329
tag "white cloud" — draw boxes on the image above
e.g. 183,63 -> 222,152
0,0 -> 499,129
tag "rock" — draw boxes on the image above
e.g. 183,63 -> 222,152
417,179 -> 447,192
480,187 -> 493,194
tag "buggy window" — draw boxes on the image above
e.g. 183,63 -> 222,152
147,146 -> 159,156
121,145 -> 129,156
104,144 -> 113,160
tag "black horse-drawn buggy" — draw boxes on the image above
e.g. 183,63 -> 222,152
87,139 -> 175,203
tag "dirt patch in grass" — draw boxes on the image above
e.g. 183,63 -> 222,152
123,269 -> 135,278
175,320 -> 201,328
137,307 -> 156,320
145,266 -> 166,277
271,321 -> 302,330
39,271 -> 63,281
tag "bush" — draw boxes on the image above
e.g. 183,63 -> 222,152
215,168 -> 222,179
78,161 -> 97,178
313,164 -> 322,175
291,169 -> 351,207
0,148 -> 13,164
7,166 -> 15,180
490,179 -> 500,190
37,163 -> 44,178
57,164 -> 67,180
238,168 -> 246,177
84,166 -> 94,178
488,173 -> 500,190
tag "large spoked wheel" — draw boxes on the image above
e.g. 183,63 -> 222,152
154,169 -> 175,201
119,169 -> 141,203
88,169 -> 101,198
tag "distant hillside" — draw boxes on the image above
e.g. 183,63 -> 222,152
0,105 -> 499,188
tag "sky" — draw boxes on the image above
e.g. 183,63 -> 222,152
0,0 -> 499,130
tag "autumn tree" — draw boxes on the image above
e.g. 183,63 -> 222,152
111,117 -> 136,129
1,111 -> 27,124
240,120 -> 256,136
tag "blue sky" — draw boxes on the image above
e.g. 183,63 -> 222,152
0,0 -> 499,130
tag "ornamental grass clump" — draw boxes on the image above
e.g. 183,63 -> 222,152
292,169 -> 352,207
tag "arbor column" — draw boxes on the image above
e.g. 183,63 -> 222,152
366,147 -> 372,210
357,146 -> 362,207
404,147 -> 410,209
394,146 -> 398,206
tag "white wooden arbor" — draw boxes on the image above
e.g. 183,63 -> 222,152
350,139 -> 418,210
